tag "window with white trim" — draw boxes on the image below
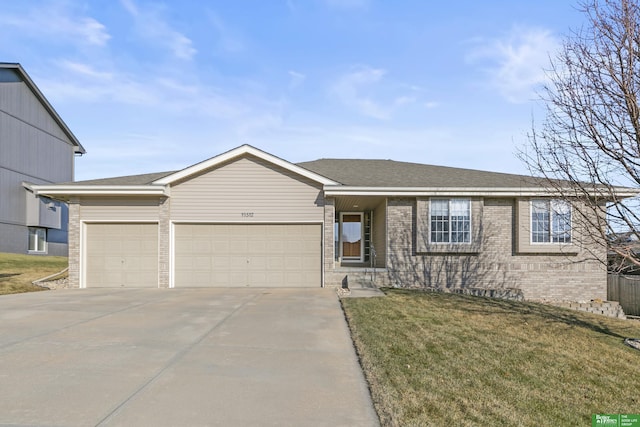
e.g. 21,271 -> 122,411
28,227 -> 47,253
531,200 -> 571,243
430,199 -> 471,243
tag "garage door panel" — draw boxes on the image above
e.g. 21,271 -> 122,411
174,224 -> 320,287
212,241 -> 229,252
209,271 -> 229,284
229,240 -> 248,254
192,256 -> 212,270
230,271 -> 246,285
248,240 -> 267,253
301,257 -> 318,269
266,257 -> 284,269
86,223 -> 158,288
192,241 -> 211,252
212,256 -> 230,269
269,241 -> 285,253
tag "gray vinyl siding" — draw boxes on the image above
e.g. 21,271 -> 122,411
0,169 -> 28,225
26,191 -> 62,229
0,223 -> 28,253
0,78 -> 77,254
372,200 -> 386,268
80,197 -> 161,221
170,156 -> 324,222
0,81 -> 71,143
0,113 -> 75,183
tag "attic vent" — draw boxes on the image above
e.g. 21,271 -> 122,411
0,68 -> 22,83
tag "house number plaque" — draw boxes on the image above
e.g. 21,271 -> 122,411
241,212 -> 254,217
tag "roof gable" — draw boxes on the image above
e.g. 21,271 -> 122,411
0,63 -> 85,154
153,144 -> 339,186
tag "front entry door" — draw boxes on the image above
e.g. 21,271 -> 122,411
340,213 -> 363,262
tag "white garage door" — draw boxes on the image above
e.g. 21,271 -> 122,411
85,223 -> 158,288
174,224 -> 321,287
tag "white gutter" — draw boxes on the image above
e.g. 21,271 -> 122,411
27,184 -> 169,198
323,186 -> 640,198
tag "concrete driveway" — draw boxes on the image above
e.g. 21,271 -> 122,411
0,288 -> 379,427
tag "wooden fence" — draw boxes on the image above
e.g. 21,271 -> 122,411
608,274 -> 640,317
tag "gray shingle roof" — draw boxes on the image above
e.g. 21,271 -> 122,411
64,171 -> 176,185
296,159 -> 544,188
64,158 -> 544,188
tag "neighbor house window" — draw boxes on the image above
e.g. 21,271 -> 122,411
531,200 -> 571,243
430,199 -> 471,243
28,227 -> 47,252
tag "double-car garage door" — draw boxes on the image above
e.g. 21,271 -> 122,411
84,223 -> 321,288
174,224 -> 320,287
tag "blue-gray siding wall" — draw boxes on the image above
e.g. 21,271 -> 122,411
0,77 -> 75,255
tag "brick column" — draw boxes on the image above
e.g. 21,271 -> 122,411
323,197 -> 335,286
158,196 -> 171,288
67,197 -> 80,288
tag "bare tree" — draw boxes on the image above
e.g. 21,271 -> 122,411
521,0 -> 640,272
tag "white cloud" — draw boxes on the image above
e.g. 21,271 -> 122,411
120,0 -> 139,16
393,96 -> 416,106
0,2 -> 110,47
76,18 -> 111,46
466,26 -> 559,103
39,60 -> 281,123
330,66 -> 390,119
120,0 -> 197,60
330,66 -> 424,119
207,11 -> 245,53
288,70 -> 306,90
59,61 -> 113,80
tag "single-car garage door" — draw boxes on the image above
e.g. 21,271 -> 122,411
174,224 -> 321,287
85,223 -> 158,288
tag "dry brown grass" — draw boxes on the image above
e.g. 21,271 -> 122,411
342,288 -> 640,426
0,252 -> 67,295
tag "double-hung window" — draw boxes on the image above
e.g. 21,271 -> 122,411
430,199 -> 471,243
531,200 -> 571,243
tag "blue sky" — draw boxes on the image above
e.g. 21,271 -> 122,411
0,0 -> 586,181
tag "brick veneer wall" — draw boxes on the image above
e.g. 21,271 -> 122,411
323,197 -> 335,286
67,198 -> 80,288
385,197 -> 606,302
158,196 -> 170,288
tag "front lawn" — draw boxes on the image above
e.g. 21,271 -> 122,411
342,289 -> 640,426
0,252 -> 67,295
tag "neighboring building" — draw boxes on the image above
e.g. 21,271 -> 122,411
607,231 -> 640,274
30,145 -> 637,301
0,63 -> 85,256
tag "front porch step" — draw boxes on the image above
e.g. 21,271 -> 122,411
341,271 -> 380,288
347,278 -> 377,289
325,268 -> 389,289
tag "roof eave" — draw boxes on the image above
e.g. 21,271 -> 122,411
324,186 -> 640,198
27,184 -> 169,200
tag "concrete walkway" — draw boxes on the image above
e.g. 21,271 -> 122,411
0,288 -> 379,427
